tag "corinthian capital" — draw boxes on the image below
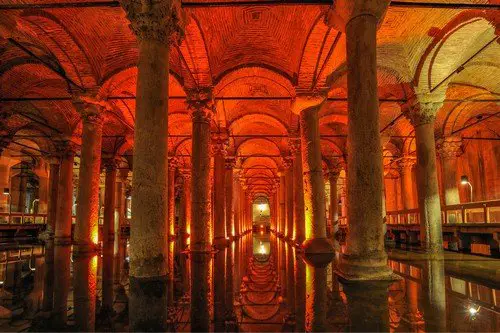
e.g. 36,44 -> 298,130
403,93 -> 445,127
186,87 -> 214,123
437,136 -> 463,160
120,0 -> 186,45
72,90 -> 107,124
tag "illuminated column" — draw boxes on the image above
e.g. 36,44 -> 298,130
296,99 -> 333,255
329,0 -> 391,278
187,88 -> 213,331
233,172 -> 240,237
283,156 -> 294,239
437,136 -> 463,206
167,157 -> 177,306
121,1 -> 185,329
404,98 -> 444,255
54,144 -> 75,246
180,169 -> 192,249
101,159 -> 117,316
46,158 -> 59,235
398,156 -> 416,210
225,157 -> 235,238
328,165 -> 341,236
278,170 -> 286,236
291,140 -> 305,244
73,96 -> 104,253
213,136 -> 227,246
114,170 -> 128,287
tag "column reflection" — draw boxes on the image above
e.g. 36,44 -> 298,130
190,252 -> 212,331
305,261 -> 328,332
73,253 -> 98,332
342,281 -> 390,332
52,244 -> 71,329
420,259 -> 447,332
213,246 -> 226,332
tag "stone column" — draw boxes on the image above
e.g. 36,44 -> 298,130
0,155 -> 14,214
180,169 -> 192,249
54,145 -> 74,246
167,157 -> 177,306
121,2 -> 185,329
233,171 -> 240,237
46,158 -> 60,235
101,160 -> 116,316
328,0 -> 391,279
437,136 -> 463,207
283,156 -> 294,240
187,88 -> 214,331
328,166 -> 341,236
73,97 -> 104,253
278,171 -> 286,237
291,140 -> 306,244
114,171 -> 127,288
213,137 -> 228,246
404,99 -> 444,256
225,157 -> 235,238
398,156 -> 417,211
297,100 -> 332,256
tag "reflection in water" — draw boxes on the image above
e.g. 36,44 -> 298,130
0,232 -> 499,332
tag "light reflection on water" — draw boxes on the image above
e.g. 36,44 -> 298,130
0,233 -> 498,332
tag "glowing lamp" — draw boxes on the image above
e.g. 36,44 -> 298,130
3,188 -> 9,195
258,203 -> 266,211
461,175 -> 469,185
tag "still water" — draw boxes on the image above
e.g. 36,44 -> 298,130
0,232 -> 498,332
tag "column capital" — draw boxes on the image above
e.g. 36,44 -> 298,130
211,136 -> 228,157
72,91 -> 106,125
281,155 -> 293,170
325,0 -> 390,32
397,155 -> 416,170
291,92 -> 326,115
288,136 -> 301,156
225,156 -> 236,170
120,0 -> 186,45
168,156 -> 179,170
403,94 -> 444,127
437,136 -> 463,159
54,139 -> 78,158
328,164 -> 342,182
180,168 -> 191,180
101,157 -> 119,172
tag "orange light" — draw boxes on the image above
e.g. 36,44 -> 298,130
91,226 -> 99,245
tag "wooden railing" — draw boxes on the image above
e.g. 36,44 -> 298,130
0,212 -> 47,224
386,199 -> 500,225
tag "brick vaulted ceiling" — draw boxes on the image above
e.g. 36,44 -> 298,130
0,0 -> 499,197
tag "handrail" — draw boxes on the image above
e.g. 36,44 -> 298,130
386,199 -> 500,225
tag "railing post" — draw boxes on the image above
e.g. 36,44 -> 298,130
461,205 -> 466,224
443,210 -> 448,224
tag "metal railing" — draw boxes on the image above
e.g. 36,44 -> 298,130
386,199 -> 500,225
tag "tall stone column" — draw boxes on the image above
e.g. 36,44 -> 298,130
54,145 -> 74,246
114,171 -> 127,288
327,0 -> 392,279
167,157 -> 177,306
295,98 -> 332,256
225,157 -> 235,238
398,156 -> 417,211
328,166 -> 341,236
437,136 -> 463,207
180,169 -> 192,249
46,159 -> 59,235
187,88 -> 214,331
233,171 -> 240,237
73,96 -> 104,253
278,171 -> 286,236
213,137 -> 227,247
283,156 -> 294,240
42,156 -> 59,312
290,140 -> 305,244
101,160 -> 116,316
404,98 -> 444,256
121,1 -> 185,329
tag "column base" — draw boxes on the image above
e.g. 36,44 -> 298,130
73,241 -> 99,255
337,252 -> 400,281
302,238 -> 334,267
129,275 -> 168,332
213,236 -> 229,249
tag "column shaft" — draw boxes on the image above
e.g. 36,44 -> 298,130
300,105 -> 332,255
129,38 -> 170,331
54,152 -> 74,245
294,148 -> 305,244
415,122 -> 443,254
102,164 -> 116,314
279,174 -> 286,236
225,164 -> 234,237
329,173 -> 339,236
167,162 -> 176,306
213,147 -> 226,245
340,13 -> 391,279
74,114 -> 103,253
285,164 -> 294,239
46,162 -> 59,234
